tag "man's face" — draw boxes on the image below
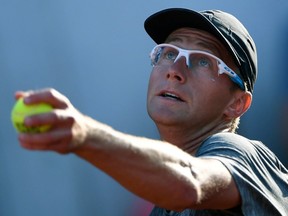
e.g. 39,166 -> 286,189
147,28 -> 238,130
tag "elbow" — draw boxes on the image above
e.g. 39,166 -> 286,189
175,182 -> 202,211
157,181 -> 202,212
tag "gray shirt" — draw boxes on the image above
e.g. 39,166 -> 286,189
149,133 -> 288,216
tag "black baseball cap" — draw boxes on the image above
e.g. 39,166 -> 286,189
144,8 -> 257,93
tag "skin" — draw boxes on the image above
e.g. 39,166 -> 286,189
15,28 -> 252,211
147,28 -> 250,153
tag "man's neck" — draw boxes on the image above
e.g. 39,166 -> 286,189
156,123 -> 230,155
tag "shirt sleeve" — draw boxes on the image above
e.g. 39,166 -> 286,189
195,133 -> 288,215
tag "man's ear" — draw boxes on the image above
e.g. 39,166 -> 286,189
224,91 -> 252,118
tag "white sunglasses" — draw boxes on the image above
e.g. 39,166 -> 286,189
150,43 -> 245,90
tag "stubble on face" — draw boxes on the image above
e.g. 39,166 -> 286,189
147,28 -> 238,136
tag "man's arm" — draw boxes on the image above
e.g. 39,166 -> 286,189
75,121 -> 240,211
16,88 -> 241,211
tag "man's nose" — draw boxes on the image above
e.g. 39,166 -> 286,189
166,56 -> 188,82
174,53 -> 190,67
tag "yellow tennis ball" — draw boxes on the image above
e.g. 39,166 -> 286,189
11,97 -> 53,133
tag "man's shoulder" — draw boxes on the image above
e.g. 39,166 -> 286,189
196,132 -> 270,160
200,132 -> 254,151
205,132 -> 251,144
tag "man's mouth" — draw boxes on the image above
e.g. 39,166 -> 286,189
160,92 -> 184,101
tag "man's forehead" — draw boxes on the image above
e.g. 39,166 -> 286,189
167,28 -> 222,44
166,28 -> 226,56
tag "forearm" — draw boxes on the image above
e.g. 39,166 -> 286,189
15,89 -> 240,210
74,117 -> 200,210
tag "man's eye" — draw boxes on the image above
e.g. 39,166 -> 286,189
165,51 -> 177,61
199,58 -> 210,67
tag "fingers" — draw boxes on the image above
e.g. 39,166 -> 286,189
18,129 -> 74,154
14,88 -> 71,109
15,91 -> 26,99
14,88 -> 88,154
24,109 -> 74,130
18,115 -> 87,154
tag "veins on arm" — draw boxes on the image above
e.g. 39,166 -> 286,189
73,121 -> 240,211
185,158 -> 241,210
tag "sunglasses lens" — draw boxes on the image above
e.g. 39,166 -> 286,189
150,44 -> 245,90
151,45 -> 179,66
188,53 -> 218,72
151,45 -> 218,71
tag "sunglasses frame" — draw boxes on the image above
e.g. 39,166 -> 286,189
150,43 -> 245,90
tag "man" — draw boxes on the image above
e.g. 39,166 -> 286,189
15,8 -> 288,215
